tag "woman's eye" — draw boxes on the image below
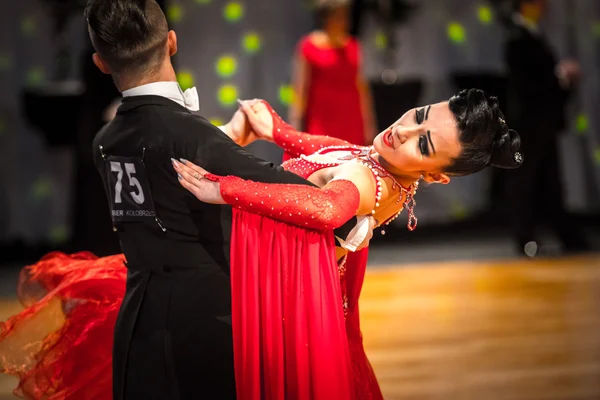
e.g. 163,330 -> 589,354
419,135 -> 429,156
415,108 -> 424,124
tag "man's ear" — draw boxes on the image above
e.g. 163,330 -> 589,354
167,30 -> 178,56
92,53 -> 110,74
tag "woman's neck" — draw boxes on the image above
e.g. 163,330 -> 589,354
323,29 -> 348,47
369,149 -> 420,185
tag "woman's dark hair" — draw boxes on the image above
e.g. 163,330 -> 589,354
446,89 -> 522,176
314,0 -> 349,28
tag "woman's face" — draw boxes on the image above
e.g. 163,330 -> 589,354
325,6 -> 349,33
372,101 -> 462,183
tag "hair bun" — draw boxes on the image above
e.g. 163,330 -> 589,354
489,128 -> 522,169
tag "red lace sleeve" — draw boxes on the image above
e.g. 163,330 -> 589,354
261,100 -> 351,158
207,174 -> 360,231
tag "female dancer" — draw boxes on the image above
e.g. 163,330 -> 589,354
1,89 -> 521,400
174,89 -> 523,400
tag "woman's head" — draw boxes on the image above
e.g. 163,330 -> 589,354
315,0 -> 350,32
372,89 -> 522,184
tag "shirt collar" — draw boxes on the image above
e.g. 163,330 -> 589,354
122,81 -> 199,111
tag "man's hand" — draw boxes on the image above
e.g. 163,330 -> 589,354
221,107 -> 257,146
238,100 -> 275,142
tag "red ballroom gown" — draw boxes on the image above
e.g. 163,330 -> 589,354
0,102 -> 385,400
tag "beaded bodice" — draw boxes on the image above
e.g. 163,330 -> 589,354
282,145 -> 419,231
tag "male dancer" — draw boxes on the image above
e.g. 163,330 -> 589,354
85,0 -> 363,398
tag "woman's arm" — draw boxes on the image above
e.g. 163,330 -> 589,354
239,100 -> 354,158
172,159 -> 377,232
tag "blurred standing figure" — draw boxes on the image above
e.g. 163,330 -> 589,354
288,0 -> 376,159
504,0 -> 589,255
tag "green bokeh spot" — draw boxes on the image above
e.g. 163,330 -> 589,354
26,67 -> 45,87
450,201 -> 468,220
31,177 -> 52,201
594,148 -> 600,165
477,5 -> 493,24
224,2 -> 244,22
167,4 -> 183,23
21,16 -> 36,36
575,114 -> 589,134
592,22 -> 600,38
209,117 -> 224,126
215,55 -> 238,78
0,53 -> 13,71
278,84 -> 294,106
375,32 -> 387,50
195,0 -> 211,4
218,84 -> 238,107
48,225 -> 69,244
177,71 -> 195,90
242,32 -> 261,54
447,22 -> 466,44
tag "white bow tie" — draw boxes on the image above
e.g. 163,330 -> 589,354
182,87 -> 200,111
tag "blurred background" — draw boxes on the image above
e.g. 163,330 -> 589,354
0,0 -> 599,398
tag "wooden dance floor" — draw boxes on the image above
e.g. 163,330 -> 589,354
1,255 -> 599,399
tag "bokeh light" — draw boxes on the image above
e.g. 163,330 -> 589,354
375,32 -> 387,50
594,147 -> 600,165
177,71 -> 195,90
447,22 -> 466,44
215,55 -> 238,78
210,117 -> 224,126
194,0 -> 211,4
26,67 -> 45,87
242,32 -> 262,54
450,201 -> 468,220
30,177 -> 52,201
575,114 -> 589,134
21,16 -> 36,36
48,225 -> 69,244
0,53 -> 13,71
218,84 -> 238,107
224,2 -> 244,22
167,4 -> 183,23
477,5 -> 493,25
592,21 -> 600,38
278,84 -> 294,106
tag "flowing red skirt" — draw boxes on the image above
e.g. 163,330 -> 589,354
0,252 -> 126,400
229,209 -> 354,399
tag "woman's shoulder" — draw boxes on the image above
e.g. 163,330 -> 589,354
299,31 -> 324,53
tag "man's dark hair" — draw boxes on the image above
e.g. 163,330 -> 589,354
445,89 -> 522,176
84,0 -> 169,78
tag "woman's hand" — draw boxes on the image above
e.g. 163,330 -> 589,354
237,99 -> 275,142
171,159 -> 226,204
